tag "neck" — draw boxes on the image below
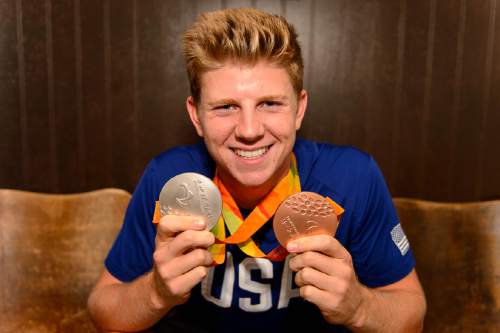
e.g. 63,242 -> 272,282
220,175 -> 276,209
217,155 -> 293,209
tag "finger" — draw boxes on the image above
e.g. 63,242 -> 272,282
289,250 -> 341,276
157,248 -> 213,279
166,229 -> 215,257
294,266 -> 342,294
299,284 -> 339,314
286,234 -> 351,260
157,215 -> 207,242
166,265 -> 210,297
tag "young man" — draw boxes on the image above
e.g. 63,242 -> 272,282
88,8 -> 426,332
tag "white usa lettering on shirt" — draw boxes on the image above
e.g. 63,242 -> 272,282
201,253 -> 300,312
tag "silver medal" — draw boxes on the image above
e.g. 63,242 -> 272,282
159,172 -> 222,230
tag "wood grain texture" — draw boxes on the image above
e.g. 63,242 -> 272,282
22,0 -> 53,192
108,0 -> 137,192
420,0 -> 462,201
478,0 -> 500,201
52,0 -> 84,193
0,0 -> 22,189
0,0 -> 499,201
79,0 -> 110,190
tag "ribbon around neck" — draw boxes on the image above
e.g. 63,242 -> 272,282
209,154 -> 301,264
150,153 -> 345,266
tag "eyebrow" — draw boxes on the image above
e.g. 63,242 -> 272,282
206,95 -> 289,107
207,98 -> 238,107
259,95 -> 289,102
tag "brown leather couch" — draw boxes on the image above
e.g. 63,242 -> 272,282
395,198 -> 500,332
1,189 -> 499,332
0,189 -> 130,333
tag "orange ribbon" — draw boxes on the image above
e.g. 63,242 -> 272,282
209,154 -> 302,264
152,153 -> 344,266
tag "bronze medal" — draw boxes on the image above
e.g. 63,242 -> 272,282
273,192 -> 338,246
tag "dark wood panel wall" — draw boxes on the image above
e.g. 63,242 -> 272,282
1,0 -> 499,202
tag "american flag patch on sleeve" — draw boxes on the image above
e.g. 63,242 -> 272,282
390,223 -> 410,256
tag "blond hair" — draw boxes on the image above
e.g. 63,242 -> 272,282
182,7 -> 303,102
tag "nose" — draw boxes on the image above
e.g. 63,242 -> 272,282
234,107 -> 265,143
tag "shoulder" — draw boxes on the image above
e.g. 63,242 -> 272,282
294,138 -> 388,223
142,141 -> 215,195
294,138 -> 375,194
153,141 -> 213,173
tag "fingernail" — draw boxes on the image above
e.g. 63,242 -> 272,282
193,220 -> 206,228
287,242 -> 298,253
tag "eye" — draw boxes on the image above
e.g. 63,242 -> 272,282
261,101 -> 282,109
214,104 -> 237,112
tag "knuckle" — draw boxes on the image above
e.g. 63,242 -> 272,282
153,250 -> 161,263
315,236 -> 329,252
153,249 -> 165,265
206,231 -> 216,244
339,263 -> 353,279
197,266 -> 209,279
324,235 -> 336,249
181,230 -> 196,243
302,251 -> 316,263
157,265 -> 173,280
300,267 -> 313,283
159,218 -> 173,233
190,249 -> 212,265
345,253 -> 353,264
346,265 -> 355,278
336,280 -> 349,295
300,285 -> 314,300
205,251 -> 213,264
294,272 -> 302,286
159,215 -> 169,225
193,249 -> 207,262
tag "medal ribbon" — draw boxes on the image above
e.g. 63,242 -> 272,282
151,154 -> 345,266
209,154 -> 301,265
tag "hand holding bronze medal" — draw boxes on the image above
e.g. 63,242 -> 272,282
273,192 -> 339,247
159,172 -> 222,230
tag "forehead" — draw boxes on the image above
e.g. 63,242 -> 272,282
199,60 -> 295,101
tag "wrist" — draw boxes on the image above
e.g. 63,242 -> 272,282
348,285 -> 373,331
147,271 -> 172,311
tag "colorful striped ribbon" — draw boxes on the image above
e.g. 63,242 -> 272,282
151,154 -> 345,266
209,154 -> 301,265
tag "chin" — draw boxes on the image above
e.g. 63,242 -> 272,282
232,173 -> 267,188
233,168 -> 281,188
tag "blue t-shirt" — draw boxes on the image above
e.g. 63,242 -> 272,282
105,139 -> 415,332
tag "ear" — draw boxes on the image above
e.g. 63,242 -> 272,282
294,89 -> 308,130
186,96 -> 204,137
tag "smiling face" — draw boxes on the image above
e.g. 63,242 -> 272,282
186,60 -> 307,196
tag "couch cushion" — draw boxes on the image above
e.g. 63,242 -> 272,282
0,189 -> 130,333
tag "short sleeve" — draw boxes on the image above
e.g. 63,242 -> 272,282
104,160 -> 159,282
348,157 -> 415,288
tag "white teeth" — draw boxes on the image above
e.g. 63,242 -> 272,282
234,146 -> 269,159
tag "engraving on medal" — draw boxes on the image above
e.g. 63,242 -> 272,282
194,178 -> 213,219
285,192 -> 334,217
305,220 -> 319,231
160,205 -> 170,216
273,192 -> 338,247
159,173 -> 222,230
175,183 -> 194,206
281,215 -> 299,237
